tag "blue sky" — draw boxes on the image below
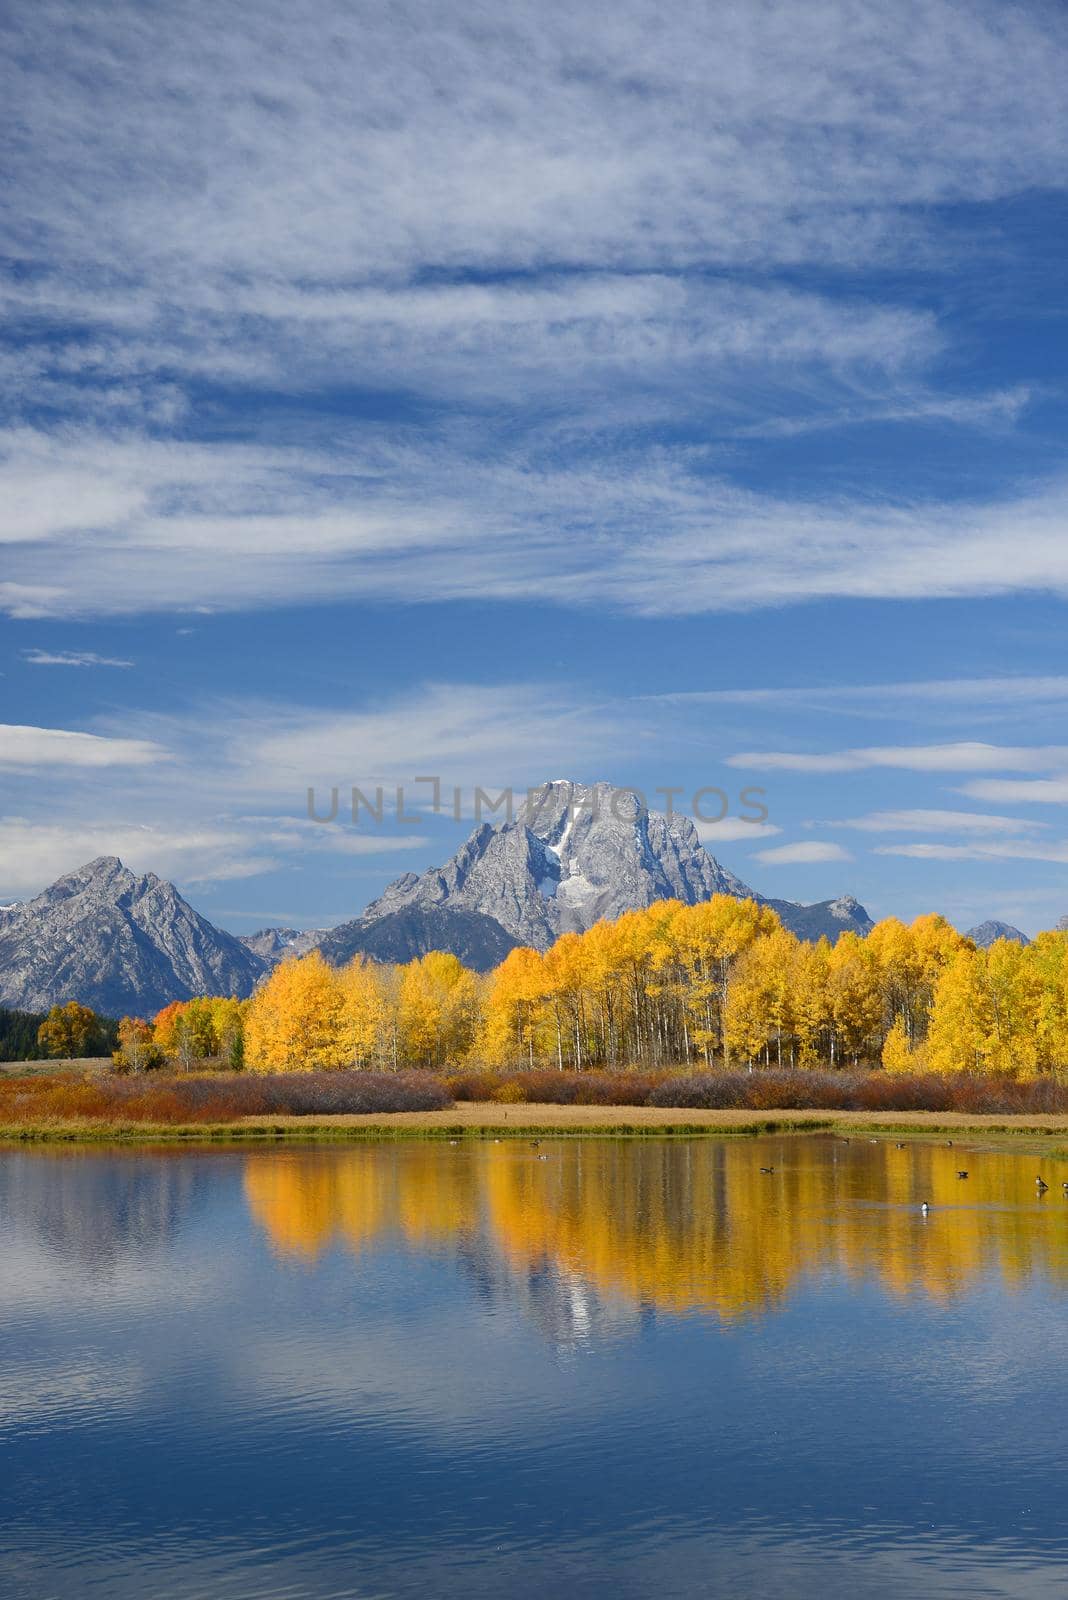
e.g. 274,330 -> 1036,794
3,0 -> 1068,935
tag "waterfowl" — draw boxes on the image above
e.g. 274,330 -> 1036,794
896,1142 -> 907,1149
1062,1182 -> 1068,1191
921,1201 -> 930,1214
530,1139 -> 541,1148
537,1154 -> 549,1161
957,1170 -> 969,1179
759,1166 -> 774,1174
1036,1176 -> 1049,1191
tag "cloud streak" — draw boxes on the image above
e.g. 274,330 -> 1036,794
1,3 -> 1066,620
0,724 -> 167,769
754,841 -> 852,865
8,427 -> 1068,620
728,743 -> 1068,774
22,649 -> 133,668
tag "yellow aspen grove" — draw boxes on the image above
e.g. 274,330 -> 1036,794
1027,932 -> 1068,1072
130,899 -> 1068,1076
480,946 -> 551,1066
925,948 -> 993,1074
789,938 -> 831,1066
826,933 -> 883,1066
336,957 -> 386,1068
982,940 -> 1041,1076
541,931 -> 592,1069
669,896 -> 778,1065
244,952 -> 347,1071
881,1016 -> 914,1074
397,951 -> 479,1067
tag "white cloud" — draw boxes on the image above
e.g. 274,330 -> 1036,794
958,776 -> 1068,804
0,816 -> 431,900
9,425 -> 1068,620
0,3 -> 1066,620
643,674 -> 1068,709
0,724 -> 166,768
0,819 -> 268,896
693,818 -> 782,843
754,841 -> 852,865
229,682 -> 625,795
727,742 -> 1068,774
22,648 -> 133,668
6,1 -> 1067,288
839,809 -> 1047,834
875,839 -> 1068,865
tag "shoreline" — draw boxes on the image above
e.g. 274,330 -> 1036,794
2,1102 -> 1068,1147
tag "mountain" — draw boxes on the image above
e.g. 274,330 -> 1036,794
1,791 -> 873,1013
362,780 -> 752,949
319,906 -> 520,973
965,920 -> 1030,948
765,894 -> 874,942
0,857 -> 267,1017
239,926 -> 326,965
360,780 -> 872,950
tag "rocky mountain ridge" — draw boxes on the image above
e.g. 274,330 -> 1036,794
359,781 -> 873,954
964,919 -> 1030,948
0,783 -> 877,1007
0,857 -> 266,1017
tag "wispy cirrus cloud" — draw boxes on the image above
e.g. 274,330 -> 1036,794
754,841 -> 852,865
693,818 -> 782,844
838,809 -> 1048,834
1,3 -> 1067,620
959,777 -> 1068,804
0,724 -> 166,768
876,839 -> 1068,865
644,675 -> 1068,710
9,427 -> 1068,620
727,743 -> 1068,774
22,648 -> 133,668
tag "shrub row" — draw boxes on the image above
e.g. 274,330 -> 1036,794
0,1070 -> 452,1125
2,1065 -> 1065,1128
447,1067 -> 1068,1115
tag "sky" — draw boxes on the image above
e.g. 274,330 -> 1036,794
3,0 -> 1068,936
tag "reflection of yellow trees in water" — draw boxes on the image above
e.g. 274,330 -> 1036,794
244,1142 -> 1068,1316
244,1149 -> 480,1259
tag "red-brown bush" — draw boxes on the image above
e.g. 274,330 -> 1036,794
0,1070 -> 452,1126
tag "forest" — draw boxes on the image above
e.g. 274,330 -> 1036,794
113,896 -> 1068,1078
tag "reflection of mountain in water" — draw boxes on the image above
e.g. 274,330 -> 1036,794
242,1140 -> 1068,1325
0,1151 -> 208,1272
455,1232 -> 641,1349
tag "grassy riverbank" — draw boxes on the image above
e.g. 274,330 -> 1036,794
4,1102 -> 1068,1146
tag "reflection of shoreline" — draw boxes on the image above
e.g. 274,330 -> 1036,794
243,1141 -> 1068,1322
0,1147 -> 211,1272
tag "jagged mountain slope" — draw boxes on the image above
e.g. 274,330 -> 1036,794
964,920 -> 1030,948
0,857 -> 266,1017
362,780 -> 872,950
765,894 -> 874,942
238,926 -> 327,965
318,906 -> 520,973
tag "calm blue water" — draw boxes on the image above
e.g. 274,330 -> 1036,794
1,1134 -> 1066,1599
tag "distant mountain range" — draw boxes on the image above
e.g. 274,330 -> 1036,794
964,920 -> 1030,948
0,778 -> 885,1014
